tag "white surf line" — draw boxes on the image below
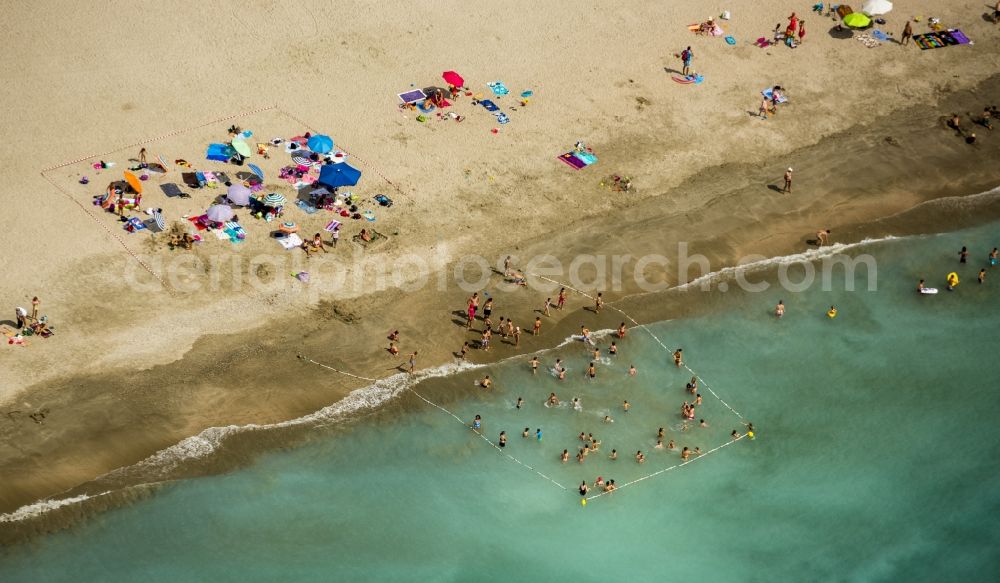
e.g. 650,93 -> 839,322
301,356 -> 568,492
585,435 -> 745,501
527,273 -> 745,420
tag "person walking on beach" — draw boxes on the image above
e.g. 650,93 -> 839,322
783,168 -> 793,193
530,355 -> 539,374
901,20 -> 913,45
543,297 -> 552,316
595,292 -> 603,313
557,287 -> 567,310
330,225 -> 340,247
533,317 -> 541,336
513,325 -> 521,347
460,341 -> 469,360
407,351 -> 418,374
680,46 -> 693,77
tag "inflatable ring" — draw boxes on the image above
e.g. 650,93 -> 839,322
827,308 -> 838,319
947,272 -> 959,287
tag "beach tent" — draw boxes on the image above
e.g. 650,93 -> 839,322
227,184 -> 252,205
307,134 -> 334,154
123,171 -> 143,194
317,163 -> 362,189
861,0 -> 892,15
842,12 -> 872,29
442,70 -> 464,88
206,204 -> 235,222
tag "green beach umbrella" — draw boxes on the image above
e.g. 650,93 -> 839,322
262,193 -> 286,207
842,12 -> 872,29
231,138 -> 252,157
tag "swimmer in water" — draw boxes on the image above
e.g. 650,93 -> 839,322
609,342 -> 618,356
657,427 -> 665,439
479,375 -> 492,389
604,480 -> 617,493
590,437 -> 601,451
579,481 -> 589,495
700,419 -> 708,428
594,476 -> 605,488
991,248 -> 998,266
582,444 -> 591,456
587,362 -> 596,379
655,437 -> 664,449
558,368 -> 566,380
695,393 -> 702,406
731,430 -> 740,440
522,427 -> 530,438
623,400 -> 631,412
629,364 -> 637,377
576,450 -> 585,463
579,432 -> 587,442
610,449 -> 618,460
681,447 -> 691,461
686,376 -> 698,394
546,392 -> 560,406
694,447 -> 702,455
635,450 -> 646,464
498,431 -> 507,447
536,428 -> 543,441
618,322 -> 627,339
667,439 -> 676,450
530,355 -> 539,374
592,347 -> 600,361
917,279 -> 925,292
979,269 -> 986,284
673,348 -> 683,367
554,358 -> 564,372
472,415 -> 482,430
573,398 -> 583,411
775,300 -> 785,318
604,415 -> 614,423
561,449 -> 570,462
516,397 -> 524,409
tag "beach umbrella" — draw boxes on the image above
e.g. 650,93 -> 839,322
307,134 -> 334,154
442,70 -> 464,88
227,184 -> 251,205
842,12 -> 872,29
152,210 -> 166,231
279,222 -> 299,234
124,171 -> 143,194
262,193 -> 286,207
860,0 -> 892,15
231,138 -> 252,157
317,162 -> 362,189
206,204 -> 235,222
248,163 -> 265,181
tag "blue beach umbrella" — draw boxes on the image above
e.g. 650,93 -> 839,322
307,134 -> 334,154
317,163 -> 362,189
248,163 -> 265,181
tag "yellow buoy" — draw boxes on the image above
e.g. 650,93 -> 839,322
581,498 -> 587,506
827,307 -> 838,319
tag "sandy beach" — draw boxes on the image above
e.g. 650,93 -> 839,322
3,0 -> 1000,533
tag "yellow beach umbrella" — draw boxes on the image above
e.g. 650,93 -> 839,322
842,12 -> 871,29
123,170 -> 143,194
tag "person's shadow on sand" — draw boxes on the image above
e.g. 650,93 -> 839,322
663,67 -> 684,75
766,184 -> 784,193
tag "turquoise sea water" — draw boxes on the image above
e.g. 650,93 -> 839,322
3,223 -> 1000,582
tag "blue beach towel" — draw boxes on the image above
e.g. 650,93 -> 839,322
480,99 -> 500,112
495,112 -> 510,125
488,81 -> 509,96
573,151 -> 598,166
725,35 -> 736,45
295,200 -> 319,215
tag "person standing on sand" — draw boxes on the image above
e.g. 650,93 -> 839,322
901,20 -> 913,45
15,306 -> 27,329
330,225 -> 340,248
138,148 -> 147,167
783,168 -> 793,193
30,297 -> 40,321
513,325 -> 521,347
460,341 -> 469,360
533,317 -> 541,336
543,297 -> 552,316
680,46 -> 693,77
557,287 -> 567,310
595,292 -> 603,313
408,351 -> 418,374
798,20 -> 806,43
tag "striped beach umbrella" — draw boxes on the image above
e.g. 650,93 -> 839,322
248,163 -> 264,181
262,193 -> 286,207
291,153 -> 317,166
152,209 -> 166,231
157,155 -> 170,171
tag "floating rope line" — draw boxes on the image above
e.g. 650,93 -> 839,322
299,355 -> 567,491
585,435 -> 745,501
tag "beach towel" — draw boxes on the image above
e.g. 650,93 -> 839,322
495,112 -> 510,125
398,89 -> 426,104
124,217 -> 146,233
558,152 -> 587,169
671,74 -> 704,85
206,143 -> 234,162
710,25 -> 725,37
480,99 -> 500,112
487,81 -> 509,96
871,29 -> 890,42
762,88 -> 788,103
574,151 -> 598,166
725,35 -> 736,45
913,31 -> 968,50
362,210 -> 376,222
188,214 -> 210,231
950,30 -> 971,44
223,222 -> 246,243
277,233 -> 304,250
324,220 -> 342,232
295,199 -> 319,214
374,194 -> 393,207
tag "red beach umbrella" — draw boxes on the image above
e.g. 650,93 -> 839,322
442,70 -> 464,88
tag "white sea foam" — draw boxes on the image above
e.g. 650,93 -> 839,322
0,492 -> 111,524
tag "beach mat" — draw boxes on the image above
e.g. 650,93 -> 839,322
276,233 -> 304,250
160,183 -> 187,198
398,89 -> 426,104
574,151 -> 597,166
487,81 -> 509,96
480,99 -> 500,112
672,74 -> 704,85
913,30 -> 968,50
558,152 -> 587,169
295,199 -> 319,215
